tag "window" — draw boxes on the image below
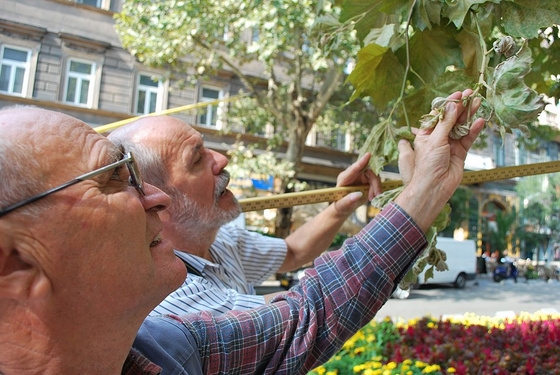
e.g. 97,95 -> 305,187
315,129 -> 348,151
135,74 -> 162,115
77,0 -> 103,7
198,87 -> 223,128
251,27 -> 260,43
64,59 -> 95,107
0,46 -> 30,96
492,134 -> 505,167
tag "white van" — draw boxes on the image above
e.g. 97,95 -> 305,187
416,237 -> 477,288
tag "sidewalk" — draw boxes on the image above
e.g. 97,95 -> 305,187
377,276 -> 560,321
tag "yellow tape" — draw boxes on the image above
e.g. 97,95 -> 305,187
94,94 -> 245,133
239,160 -> 560,212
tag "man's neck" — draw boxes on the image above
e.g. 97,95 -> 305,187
172,227 -> 220,262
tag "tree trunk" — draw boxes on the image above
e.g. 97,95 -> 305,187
274,119 -> 309,238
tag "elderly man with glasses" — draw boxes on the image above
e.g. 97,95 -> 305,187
0,94 -> 483,374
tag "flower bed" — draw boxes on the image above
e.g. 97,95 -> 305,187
310,311 -> 560,375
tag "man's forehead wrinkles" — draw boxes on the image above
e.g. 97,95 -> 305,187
89,137 -> 122,169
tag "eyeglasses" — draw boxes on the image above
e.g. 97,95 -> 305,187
0,152 -> 145,218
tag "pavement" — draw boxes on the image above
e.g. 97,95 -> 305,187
376,275 -> 560,321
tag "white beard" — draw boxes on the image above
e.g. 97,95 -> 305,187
168,171 -> 241,238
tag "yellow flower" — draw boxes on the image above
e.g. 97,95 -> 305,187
326,371 -> 338,375
386,362 -> 397,370
447,368 -> 456,373
422,364 -> 441,373
415,361 -> 427,368
313,366 -> 326,375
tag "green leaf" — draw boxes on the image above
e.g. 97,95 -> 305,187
401,70 -> 476,128
339,0 -> 407,42
486,42 -> 545,136
358,117 -> 401,175
456,29 -> 483,78
423,265 -> 435,282
406,25 -> 464,86
363,23 -> 399,48
432,203 -> 452,232
443,0 -> 496,29
500,0 -> 560,39
347,43 -> 404,108
412,0 -> 443,31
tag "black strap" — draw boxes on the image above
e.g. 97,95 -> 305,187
180,258 -> 203,277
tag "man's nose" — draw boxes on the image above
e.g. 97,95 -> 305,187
210,150 -> 228,175
141,183 -> 171,212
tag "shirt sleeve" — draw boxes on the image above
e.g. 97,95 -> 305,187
149,274 -> 266,317
177,202 -> 427,374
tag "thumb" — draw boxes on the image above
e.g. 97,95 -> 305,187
398,139 -> 414,186
333,191 -> 364,214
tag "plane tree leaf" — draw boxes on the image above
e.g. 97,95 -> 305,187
406,25 -> 464,86
401,70 -> 477,128
500,0 -> 560,39
347,43 -> 405,108
487,43 -> 545,136
338,0 -> 403,42
443,0 -> 498,29
358,118 -> 413,175
412,0 -> 443,31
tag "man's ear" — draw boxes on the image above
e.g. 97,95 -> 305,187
0,224 -> 43,301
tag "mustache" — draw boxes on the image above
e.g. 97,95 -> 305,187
214,170 -> 231,202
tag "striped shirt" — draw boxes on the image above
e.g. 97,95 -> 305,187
149,224 -> 287,316
130,203 -> 427,374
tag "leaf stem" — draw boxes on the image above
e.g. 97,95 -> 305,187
398,0 -> 417,131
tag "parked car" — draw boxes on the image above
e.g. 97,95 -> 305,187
417,237 -> 478,288
391,237 -> 478,299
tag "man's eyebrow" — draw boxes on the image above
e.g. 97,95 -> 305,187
105,145 -> 124,165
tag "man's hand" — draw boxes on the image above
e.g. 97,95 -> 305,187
396,89 -> 485,232
333,152 -> 382,215
281,153 -> 381,272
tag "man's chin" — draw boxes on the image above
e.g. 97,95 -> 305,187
216,194 -> 242,224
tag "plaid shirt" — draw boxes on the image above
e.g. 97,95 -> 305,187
127,203 -> 426,374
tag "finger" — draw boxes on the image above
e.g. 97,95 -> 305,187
397,139 -> 415,185
365,169 -> 382,199
333,191 -> 364,214
431,102 -> 459,139
457,96 -> 482,124
427,91 -> 462,116
354,152 -> 371,170
337,152 -> 371,186
459,117 -> 485,151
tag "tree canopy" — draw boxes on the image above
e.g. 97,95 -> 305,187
515,173 -> 560,260
115,0 -> 380,237
336,0 -> 560,174
115,0 -> 560,279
